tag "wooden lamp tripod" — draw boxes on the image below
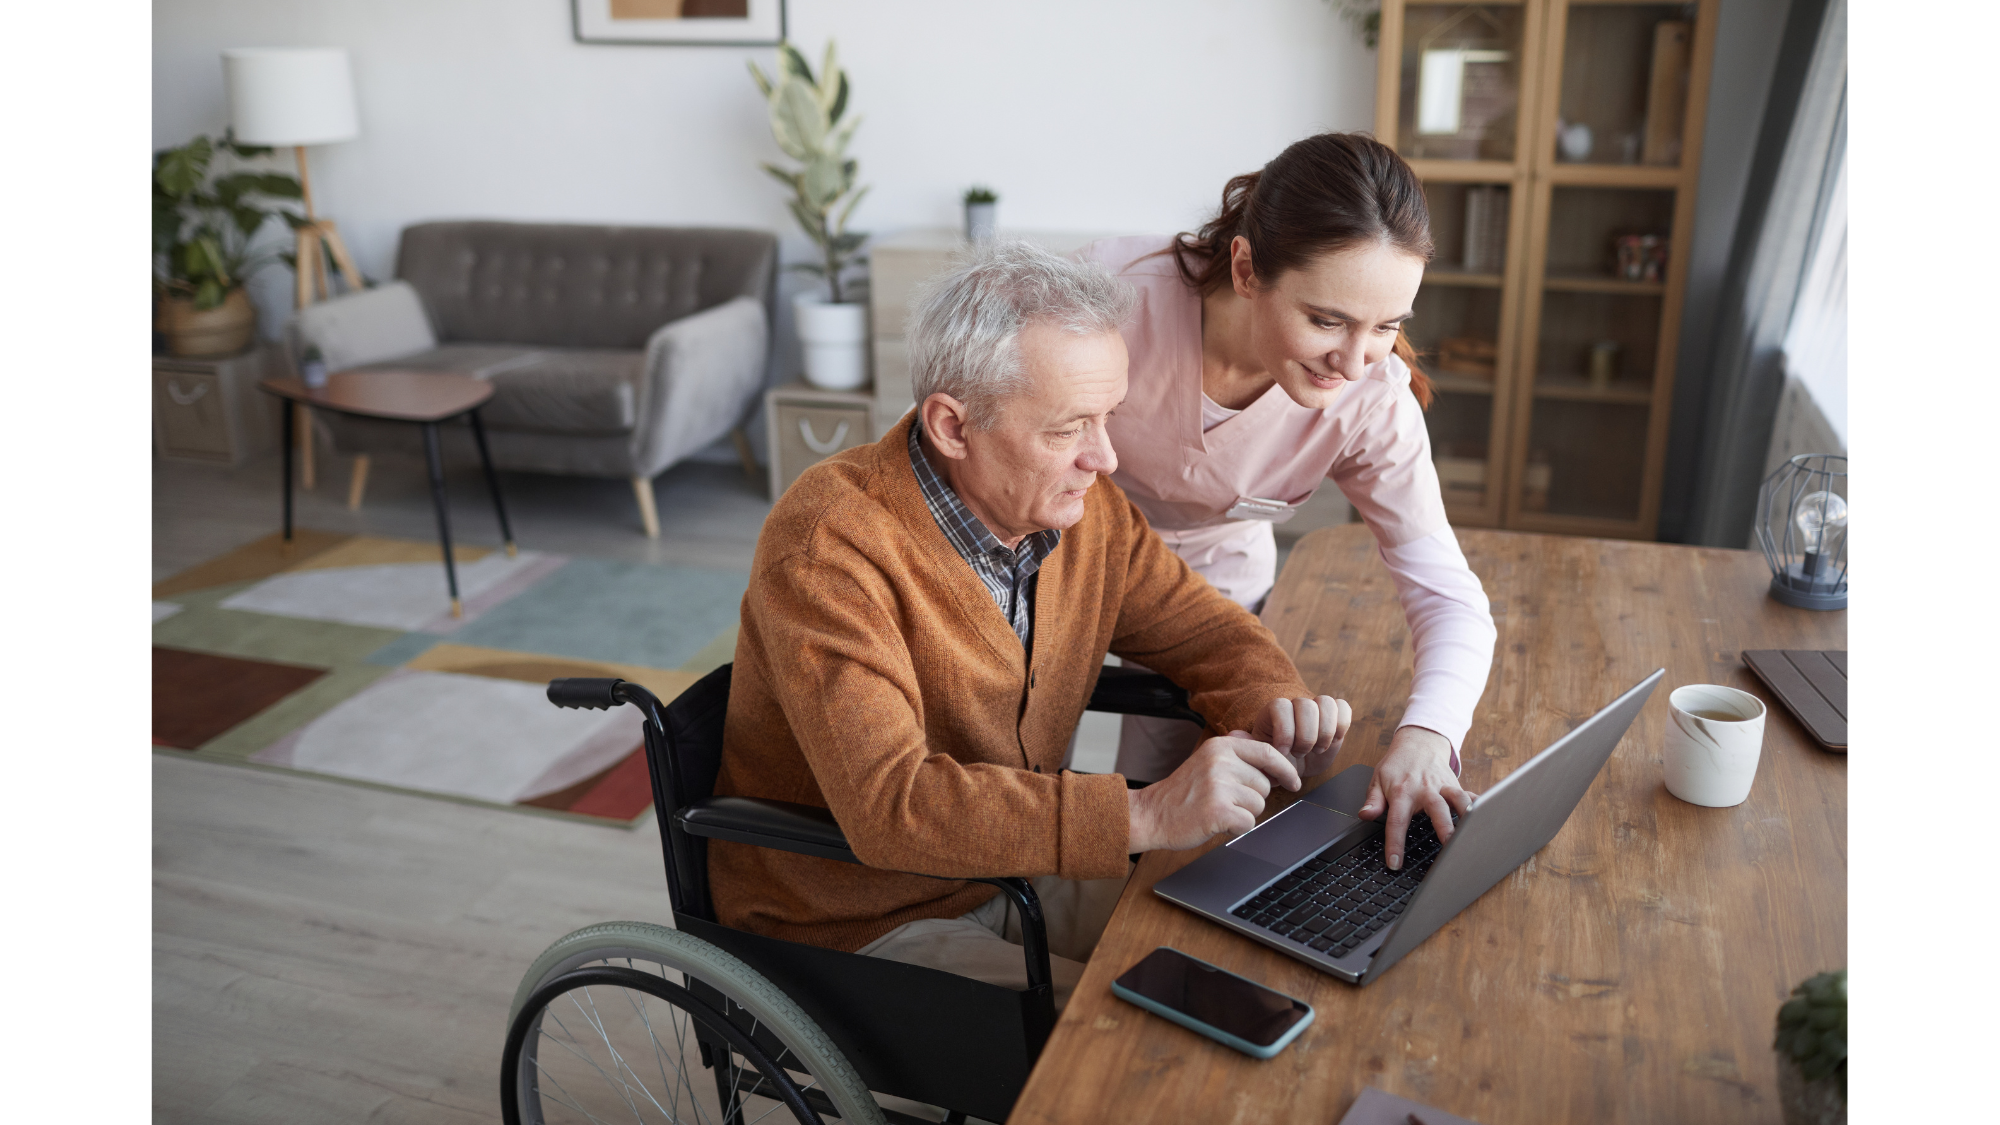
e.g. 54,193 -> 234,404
222,46 -> 365,492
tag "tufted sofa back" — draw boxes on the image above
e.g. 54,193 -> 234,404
395,221 -> 776,350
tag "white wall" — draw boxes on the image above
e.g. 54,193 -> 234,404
155,0 -> 1376,373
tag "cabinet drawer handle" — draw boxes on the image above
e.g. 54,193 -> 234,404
799,418 -> 851,455
166,380 -> 211,406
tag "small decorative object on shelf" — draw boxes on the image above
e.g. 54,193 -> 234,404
299,344 -> 329,390
1756,454 -> 1847,611
1438,336 -> 1498,379
1773,969 -> 1845,1125
963,186 -> 998,242
1587,341 -> 1619,389
1556,119 -> 1593,162
751,40 -> 871,390
1520,450 -> 1552,513
1614,233 -> 1668,281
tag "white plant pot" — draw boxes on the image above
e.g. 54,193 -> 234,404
964,202 -> 997,242
793,294 -> 869,391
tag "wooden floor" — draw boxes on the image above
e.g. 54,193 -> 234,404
153,754 -> 672,1123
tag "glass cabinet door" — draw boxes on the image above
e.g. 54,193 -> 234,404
1393,4 -> 1531,164
1414,180 -> 1518,521
1549,2 -> 1700,167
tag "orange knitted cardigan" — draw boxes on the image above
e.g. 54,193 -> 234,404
709,414 -> 1313,952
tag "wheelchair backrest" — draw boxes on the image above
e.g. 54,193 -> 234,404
651,662 -> 733,922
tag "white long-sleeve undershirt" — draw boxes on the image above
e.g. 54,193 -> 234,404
1373,526 -> 1498,754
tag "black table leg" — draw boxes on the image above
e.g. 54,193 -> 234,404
467,409 -> 516,557
421,421 -> 463,618
280,396 -> 294,542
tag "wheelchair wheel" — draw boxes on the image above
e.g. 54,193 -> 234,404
504,921 -> 886,1125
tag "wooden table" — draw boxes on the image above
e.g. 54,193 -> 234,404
261,370 -> 515,617
1010,526 -> 1846,1124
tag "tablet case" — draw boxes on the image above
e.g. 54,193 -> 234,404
1741,649 -> 1846,752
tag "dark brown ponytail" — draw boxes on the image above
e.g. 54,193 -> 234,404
1172,133 -> 1437,408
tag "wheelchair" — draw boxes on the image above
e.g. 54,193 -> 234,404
500,662 -> 1202,1125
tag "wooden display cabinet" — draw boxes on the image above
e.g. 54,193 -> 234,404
1378,0 -> 1717,538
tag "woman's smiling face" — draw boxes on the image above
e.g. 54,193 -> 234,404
1231,235 -> 1427,410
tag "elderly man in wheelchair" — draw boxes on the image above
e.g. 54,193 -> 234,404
501,241 -> 1350,1125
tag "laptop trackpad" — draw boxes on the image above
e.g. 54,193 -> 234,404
1227,801 -> 1360,868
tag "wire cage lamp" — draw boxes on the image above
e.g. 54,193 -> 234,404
1756,453 -> 1847,610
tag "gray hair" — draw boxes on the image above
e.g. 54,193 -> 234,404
906,239 -> 1136,429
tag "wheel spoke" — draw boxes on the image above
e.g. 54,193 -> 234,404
531,1054 -> 630,1125
625,977 -> 700,1125
542,1005 -> 656,1122
582,986 -> 678,1121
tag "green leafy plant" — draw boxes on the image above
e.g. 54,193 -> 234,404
1324,1 -> 1381,48
963,185 -> 998,205
1774,969 -> 1846,1099
153,133 -> 305,309
749,41 -> 869,303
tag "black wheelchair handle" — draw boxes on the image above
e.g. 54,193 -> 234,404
547,677 -> 623,710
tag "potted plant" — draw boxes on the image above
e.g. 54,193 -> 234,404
1773,969 -> 1845,1125
750,41 -> 871,391
964,186 -> 998,242
153,133 -> 304,357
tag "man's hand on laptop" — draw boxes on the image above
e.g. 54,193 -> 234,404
1126,735 -> 1303,852
1358,725 -> 1474,870
1251,694 -> 1352,779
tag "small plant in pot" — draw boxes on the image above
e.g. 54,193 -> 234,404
153,132 -> 304,357
963,185 -> 998,242
1774,969 -> 1845,1125
750,40 -> 870,391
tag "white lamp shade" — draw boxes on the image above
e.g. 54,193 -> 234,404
222,48 -> 359,147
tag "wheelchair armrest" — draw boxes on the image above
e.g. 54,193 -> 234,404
1086,667 -> 1204,725
675,796 -> 861,866
678,798 -> 1059,1031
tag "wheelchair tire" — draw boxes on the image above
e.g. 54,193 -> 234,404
504,920 -> 885,1125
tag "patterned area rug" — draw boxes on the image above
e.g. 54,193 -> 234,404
152,529 -> 747,825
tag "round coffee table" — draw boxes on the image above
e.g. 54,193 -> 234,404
261,369 -> 516,618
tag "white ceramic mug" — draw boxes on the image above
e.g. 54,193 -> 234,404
1663,685 -> 1767,807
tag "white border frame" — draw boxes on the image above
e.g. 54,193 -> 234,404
572,0 -> 786,46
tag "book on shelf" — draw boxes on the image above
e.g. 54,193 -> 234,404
1460,185 -> 1509,274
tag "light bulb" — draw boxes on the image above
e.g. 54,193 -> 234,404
1793,490 -> 1847,553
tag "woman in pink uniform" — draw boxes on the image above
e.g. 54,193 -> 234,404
1083,132 -> 1495,870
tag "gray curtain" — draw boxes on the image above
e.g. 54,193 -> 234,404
1678,0 -> 1846,547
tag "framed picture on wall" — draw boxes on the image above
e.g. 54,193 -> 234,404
572,0 -> 786,46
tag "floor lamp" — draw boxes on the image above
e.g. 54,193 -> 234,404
223,47 -> 365,492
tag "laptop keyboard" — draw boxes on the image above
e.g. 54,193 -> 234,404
1227,815 -> 1447,959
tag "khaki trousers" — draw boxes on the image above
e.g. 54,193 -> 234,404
855,871 -> 1131,1011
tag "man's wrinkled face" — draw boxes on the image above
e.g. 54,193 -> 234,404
954,323 -> 1128,542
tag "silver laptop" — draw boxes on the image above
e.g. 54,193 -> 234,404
1154,670 -> 1663,985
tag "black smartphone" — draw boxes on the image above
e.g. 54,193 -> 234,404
1110,946 -> 1315,1058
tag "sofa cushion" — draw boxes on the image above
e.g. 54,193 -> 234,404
347,346 -> 641,435
291,280 -> 437,369
481,350 -> 644,435
351,344 -> 548,379
395,222 -> 777,350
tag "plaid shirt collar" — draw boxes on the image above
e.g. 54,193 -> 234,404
908,424 -> 1060,645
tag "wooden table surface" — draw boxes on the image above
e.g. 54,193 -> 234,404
1010,526 -> 1846,1125
260,369 -> 492,422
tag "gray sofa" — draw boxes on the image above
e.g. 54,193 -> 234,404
289,221 -> 776,536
